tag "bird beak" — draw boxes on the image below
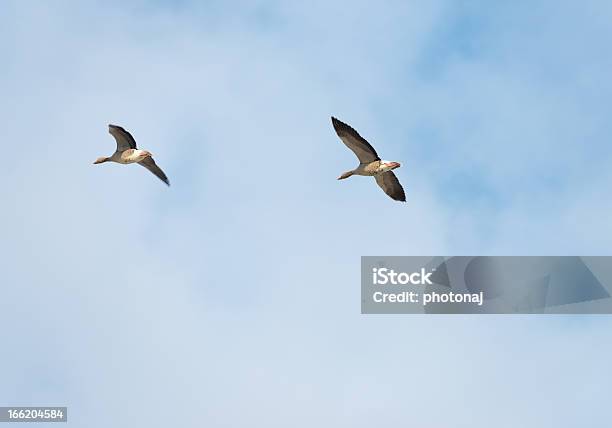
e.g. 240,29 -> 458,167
389,162 -> 401,169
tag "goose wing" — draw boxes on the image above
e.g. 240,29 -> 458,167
331,117 -> 380,164
108,124 -> 137,152
374,172 -> 405,201
139,157 -> 170,186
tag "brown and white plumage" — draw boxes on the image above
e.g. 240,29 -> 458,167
332,117 -> 380,164
108,124 -> 137,152
332,117 -> 405,202
94,124 -> 170,186
138,156 -> 169,186
374,171 -> 406,202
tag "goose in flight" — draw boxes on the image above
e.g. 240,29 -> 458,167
332,117 -> 405,201
93,124 -> 170,186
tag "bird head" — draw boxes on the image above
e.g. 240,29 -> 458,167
142,150 -> 153,158
93,157 -> 108,164
338,171 -> 354,180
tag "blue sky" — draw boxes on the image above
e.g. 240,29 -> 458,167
1,1 -> 612,426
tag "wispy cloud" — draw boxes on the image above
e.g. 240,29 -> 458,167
1,1 -> 612,427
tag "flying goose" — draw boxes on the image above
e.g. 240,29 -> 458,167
94,124 -> 170,186
332,117 -> 405,202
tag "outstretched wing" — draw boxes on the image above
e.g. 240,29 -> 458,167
331,117 -> 380,164
138,157 -> 170,186
374,172 -> 405,202
108,124 -> 137,152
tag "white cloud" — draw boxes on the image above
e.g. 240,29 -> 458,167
1,1 -> 612,427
